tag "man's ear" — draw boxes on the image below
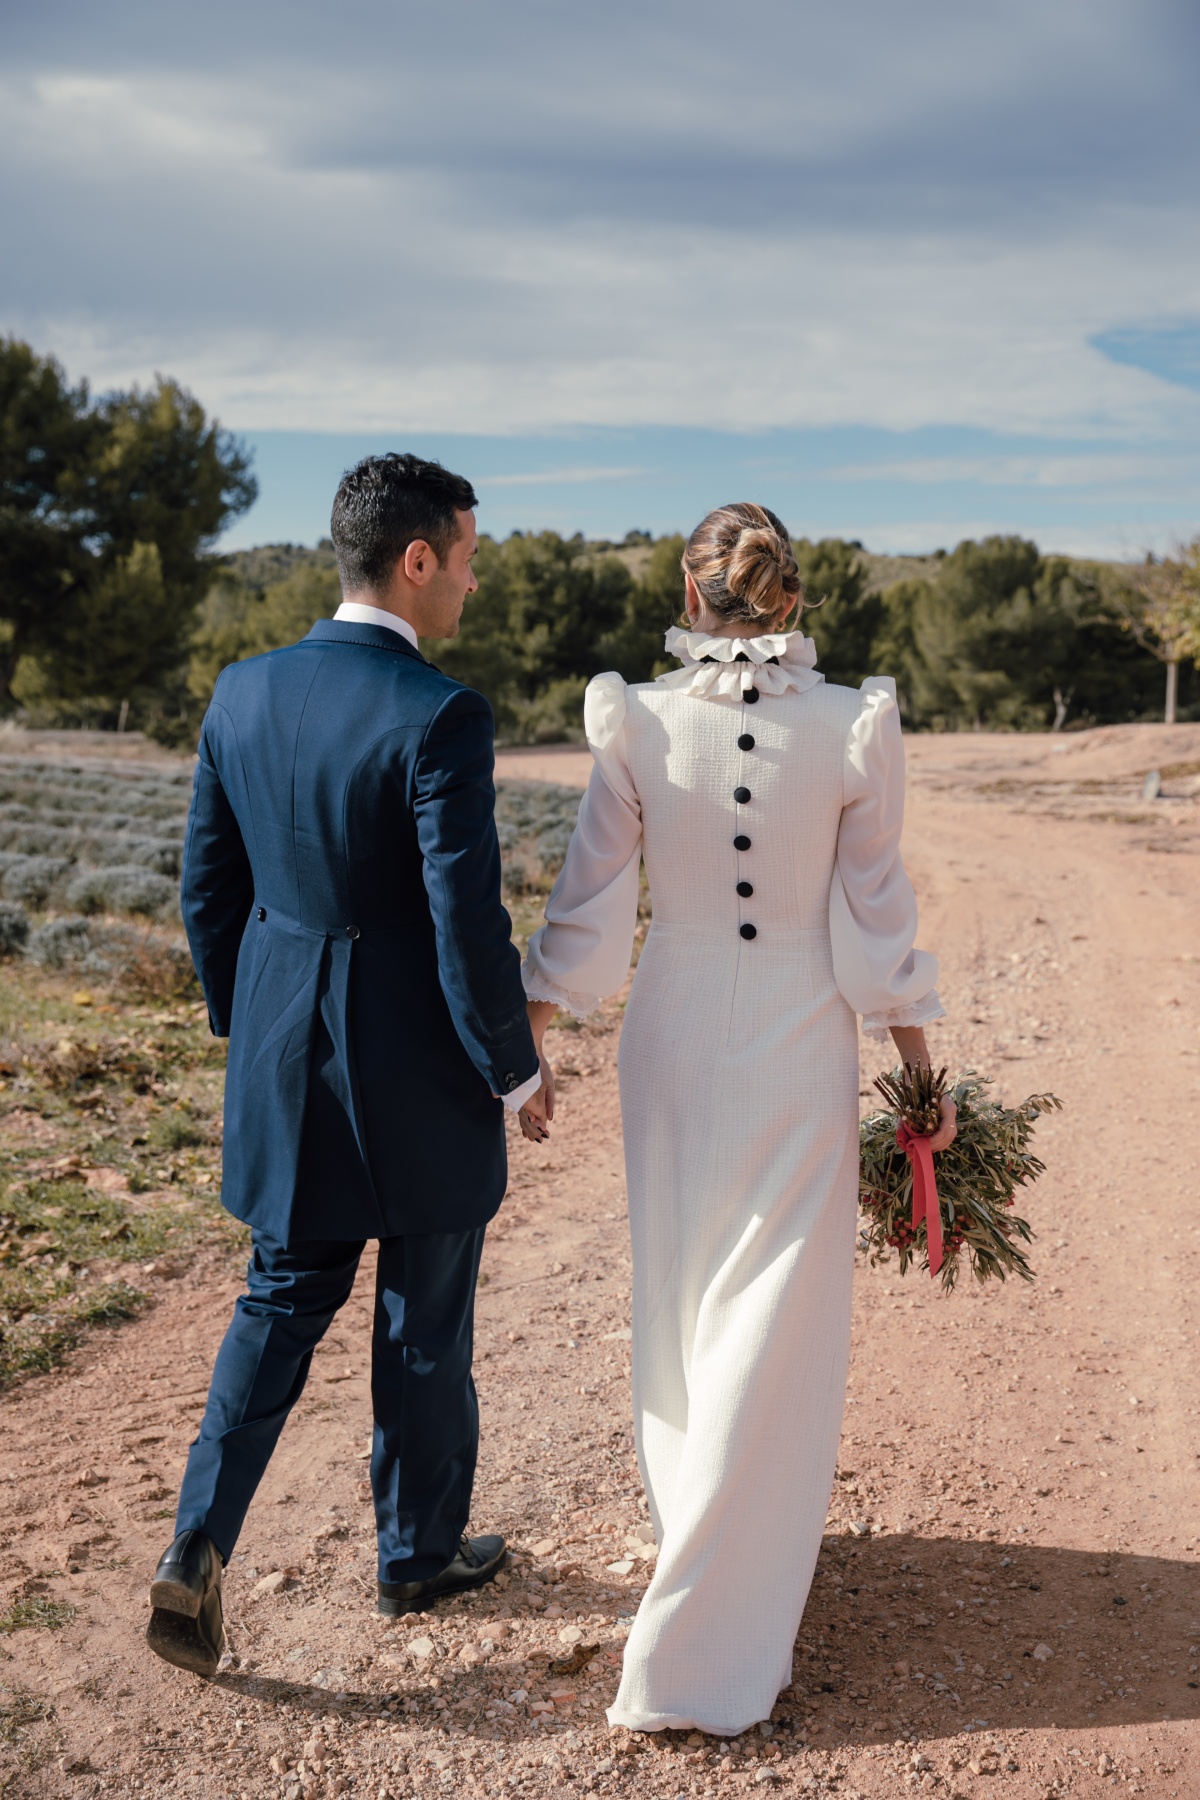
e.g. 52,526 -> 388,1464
403,539 -> 435,585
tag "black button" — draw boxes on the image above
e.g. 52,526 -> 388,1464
256,906 -> 266,922
734,786 -> 751,805
503,1071 -> 519,1092
740,922 -> 757,940
736,880 -> 753,898
346,925 -> 361,940
738,733 -> 755,751
734,834 -> 751,851
744,687 -> 760,704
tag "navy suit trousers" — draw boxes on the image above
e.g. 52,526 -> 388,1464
175,1227 -> 486,1583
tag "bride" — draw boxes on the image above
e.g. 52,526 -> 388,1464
519,503 -> 955,1737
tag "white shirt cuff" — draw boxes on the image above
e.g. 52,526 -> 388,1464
501,1070 -> 543,1113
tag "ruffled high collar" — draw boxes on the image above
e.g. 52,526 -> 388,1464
658,626 -> 823,700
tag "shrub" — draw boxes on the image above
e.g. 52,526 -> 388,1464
495,780 -> 582,893
27,916 -> 94,966
507,677 -> 588,745
0,902 -> 29,956
65,865 -> 178,920
26,915 -> 197,998
1,854 -> 71,905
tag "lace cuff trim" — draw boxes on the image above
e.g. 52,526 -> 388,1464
861,989 -> 945,1043
521,962 -> 598,1023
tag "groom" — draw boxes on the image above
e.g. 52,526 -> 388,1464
146,453 -> 549,1676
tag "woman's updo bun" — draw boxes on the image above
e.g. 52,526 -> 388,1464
681,502 -> 802,630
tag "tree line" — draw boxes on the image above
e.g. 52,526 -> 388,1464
1,336 -> 1197,742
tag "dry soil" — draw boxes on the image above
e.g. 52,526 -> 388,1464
1,722 -> 1199,1800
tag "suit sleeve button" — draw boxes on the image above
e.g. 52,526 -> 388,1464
733,786 -> 751,804
739,922 -> 757,940
346,925 -> 361,939
503,1071 -> 519,1091
256,906 -> 267,922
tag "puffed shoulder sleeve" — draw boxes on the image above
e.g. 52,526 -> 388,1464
522,673 -> 643,1018
829,677 -> 944,1041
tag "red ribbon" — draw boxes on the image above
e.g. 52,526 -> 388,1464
897,1122 -> 943,1278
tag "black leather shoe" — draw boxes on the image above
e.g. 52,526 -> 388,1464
378,1533 -> 506,1615
145,1530 -> 227,1676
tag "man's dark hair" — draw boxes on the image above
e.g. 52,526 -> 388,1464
330,453 -> 478,592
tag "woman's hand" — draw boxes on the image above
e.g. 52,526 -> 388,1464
927,1095 -> 957,1153
517,1046 -> 556,1143
888,1022 -> 956,1150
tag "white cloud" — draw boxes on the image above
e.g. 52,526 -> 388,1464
1,0 -> 1198,466
476,466 -> 650,487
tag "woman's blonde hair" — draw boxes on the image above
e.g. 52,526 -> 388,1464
681,502 -> 802,630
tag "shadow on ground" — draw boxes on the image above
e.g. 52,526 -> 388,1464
202,1533 -> 1200,1750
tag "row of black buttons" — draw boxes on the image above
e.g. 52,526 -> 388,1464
735,713 -> 757,940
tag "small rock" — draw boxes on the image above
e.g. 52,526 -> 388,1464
532,1538 -> 557,1557
606,1559 -> 635,1576
1141,769 -> 1161,801
631,1522 -> 656,1545
250,1570 -> 292,1599
408,1636 -> 435,1661
1032,1642 -> 1054,1662
754,1771 -> 781,1786
559,1625 -> 584,1645
848,1520 -> 870,1538
72,989 -> 95,1007
1097,1753 -> 1114,1774
75,1469 -> 104,1488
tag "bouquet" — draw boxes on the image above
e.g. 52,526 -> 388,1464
858,1064 -> 1062,1292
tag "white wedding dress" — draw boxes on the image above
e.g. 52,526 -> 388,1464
523,627 -> 942,1736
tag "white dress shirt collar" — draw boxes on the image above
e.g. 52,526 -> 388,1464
333,601 -> 420,651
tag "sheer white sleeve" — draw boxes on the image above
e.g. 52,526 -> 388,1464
829,677 -> 944,1043
522,673 -> 643,1019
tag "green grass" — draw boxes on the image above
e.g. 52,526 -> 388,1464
0,954 -> 242,1390
0,1598 -> 76,1637
0,1688 -> 55,1746
0,1282 -> 146,1384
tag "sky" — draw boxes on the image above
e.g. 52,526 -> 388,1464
3,0 -> 1199,556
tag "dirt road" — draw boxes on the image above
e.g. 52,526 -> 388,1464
1,723 -> 1198,1800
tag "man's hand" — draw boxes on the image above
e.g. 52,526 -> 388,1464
517,1048 -> 555,1143
927,1095 -> 957,1153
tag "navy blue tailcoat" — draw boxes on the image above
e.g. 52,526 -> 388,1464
180,618 -> 538,1243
